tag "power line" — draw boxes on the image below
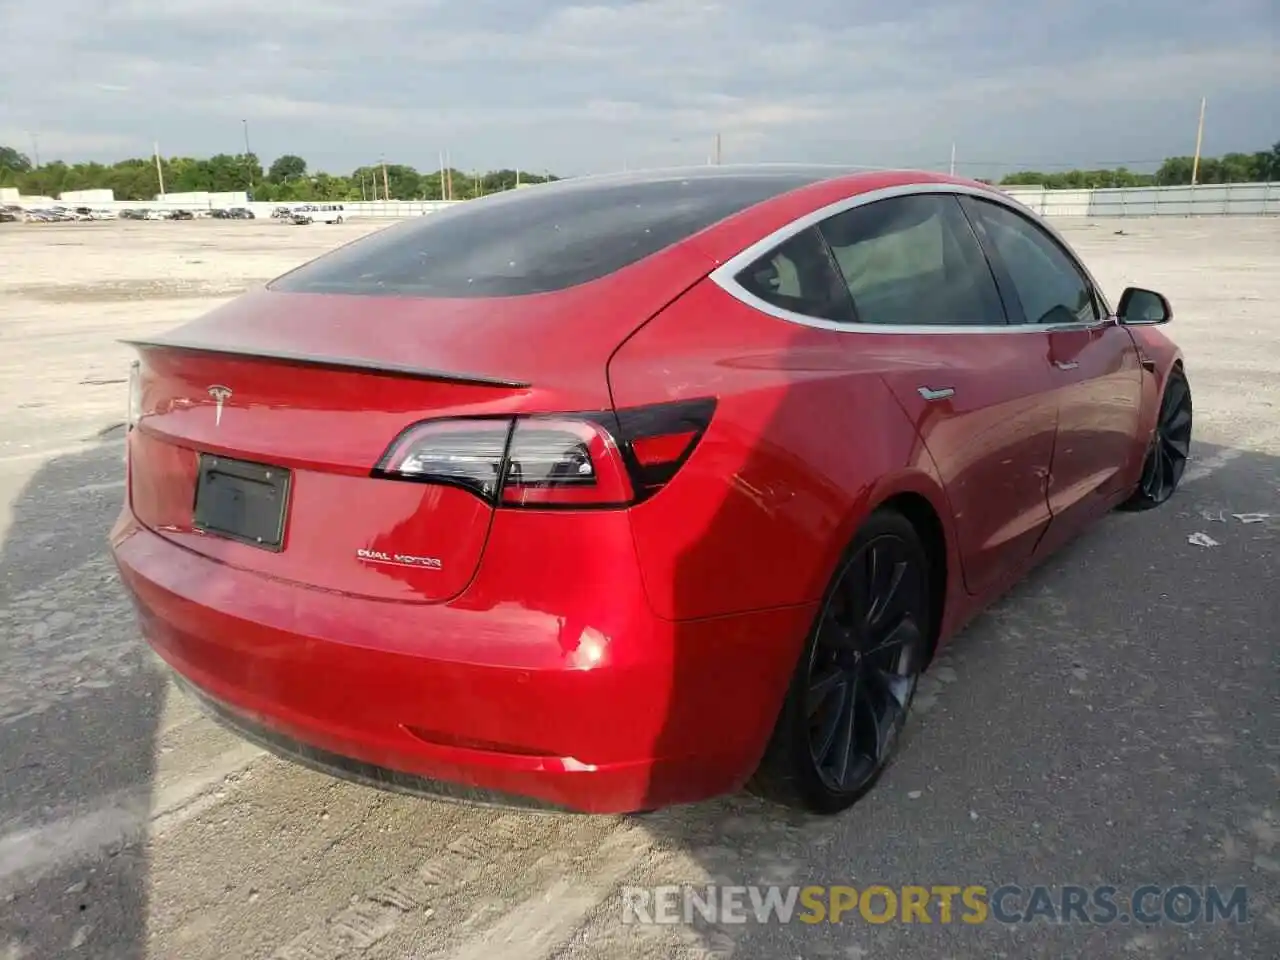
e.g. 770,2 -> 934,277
944,159 -> 1173,169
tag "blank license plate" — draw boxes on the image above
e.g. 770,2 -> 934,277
192,454 -> 290,551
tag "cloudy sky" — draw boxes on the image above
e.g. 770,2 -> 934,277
0,0 -> 1274,177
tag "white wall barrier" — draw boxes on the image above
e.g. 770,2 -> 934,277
13,183 -> 1279,221
1002,181 -> 1279,217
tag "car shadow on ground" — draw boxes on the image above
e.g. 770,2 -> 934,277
630,435 -> 1276,959
0,437 -> 164,960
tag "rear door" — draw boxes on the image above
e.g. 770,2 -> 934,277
960,196 -> 1144,534
813,192 -> 1058,597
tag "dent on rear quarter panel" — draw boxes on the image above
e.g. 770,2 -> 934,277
607,278 -> 946,621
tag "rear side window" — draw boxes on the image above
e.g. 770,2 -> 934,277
734,227 -> 855,323
270,174 -> 822,298
817,194 -> 1006,325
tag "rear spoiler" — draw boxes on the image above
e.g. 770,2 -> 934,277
120,337 -> 532,388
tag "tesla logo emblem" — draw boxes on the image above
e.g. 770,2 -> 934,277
207,385 -> 232,426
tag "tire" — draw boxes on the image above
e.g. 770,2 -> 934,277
748,508 -> 933,814
1118,369 -> 1192,512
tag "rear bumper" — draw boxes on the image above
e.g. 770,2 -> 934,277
110,510 -> 813,813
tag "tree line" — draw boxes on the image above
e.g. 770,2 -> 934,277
0,147 -> 557,202
1,142 -> 1276,202
995,141 -> 1279,188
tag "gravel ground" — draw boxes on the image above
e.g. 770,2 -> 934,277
0,216 -> 1276,960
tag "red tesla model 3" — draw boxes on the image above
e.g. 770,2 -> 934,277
110,167 -> 1191,815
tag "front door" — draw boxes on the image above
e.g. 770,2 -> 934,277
1045,324 -> 1144,517
960,196 -> 1144,538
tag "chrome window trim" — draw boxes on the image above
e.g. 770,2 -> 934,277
707,180 -> 1114,335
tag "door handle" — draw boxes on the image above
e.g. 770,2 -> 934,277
1053,360 -> 1079,370
917,386 -> 955,401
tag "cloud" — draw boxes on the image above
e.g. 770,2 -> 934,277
0,128 -> 136,159
0,0 -> 1273,176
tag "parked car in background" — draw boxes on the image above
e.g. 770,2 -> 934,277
227,207 -> 255,220
26,207 -> 73,222
168,209 -> 194,221
291,203 -> 345,225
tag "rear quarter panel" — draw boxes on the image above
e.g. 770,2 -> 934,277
607,279 -> 956,621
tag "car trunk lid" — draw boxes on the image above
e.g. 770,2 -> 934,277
127,335 -> 534,605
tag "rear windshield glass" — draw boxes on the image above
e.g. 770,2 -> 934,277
269,172 -> 824,298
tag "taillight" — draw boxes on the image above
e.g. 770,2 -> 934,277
374,419 -> 510,500
374,398 -> 716,508
501,418 -> 632,507
614,397 -> 717,497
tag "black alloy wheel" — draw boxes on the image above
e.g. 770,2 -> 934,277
749,509 -> 931,814
1121,370 -> 1192,511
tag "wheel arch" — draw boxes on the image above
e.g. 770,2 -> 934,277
1146,349 -> 1187,442
870,489 -> 950,664
828,458 -> 959,666
746,487 -> 951,812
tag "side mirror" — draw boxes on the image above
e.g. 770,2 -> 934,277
1117,287 -> 1172,325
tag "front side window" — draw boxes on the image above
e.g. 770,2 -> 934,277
963,198 -> 1098,325
734,226 -> 855,323
816,194 -> 1006,325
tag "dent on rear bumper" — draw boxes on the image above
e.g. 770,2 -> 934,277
110,508 -> 814,813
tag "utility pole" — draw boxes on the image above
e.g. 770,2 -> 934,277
1191,96 -> 1207,185
381,157 -> 390,201
445,151 -> 454,200
439,152 -> 447,199
153,142 -> 166,198
714,132 -> 722,165
242,119 -> 254,192
949,142 -> 956,176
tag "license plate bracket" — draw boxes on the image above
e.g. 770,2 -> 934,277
192,454 -> 290,551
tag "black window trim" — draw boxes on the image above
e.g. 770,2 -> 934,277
813,225 -> 863,324
709,180 -> 1114,335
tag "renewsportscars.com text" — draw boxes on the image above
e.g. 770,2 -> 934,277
620,883 -> 1249,926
